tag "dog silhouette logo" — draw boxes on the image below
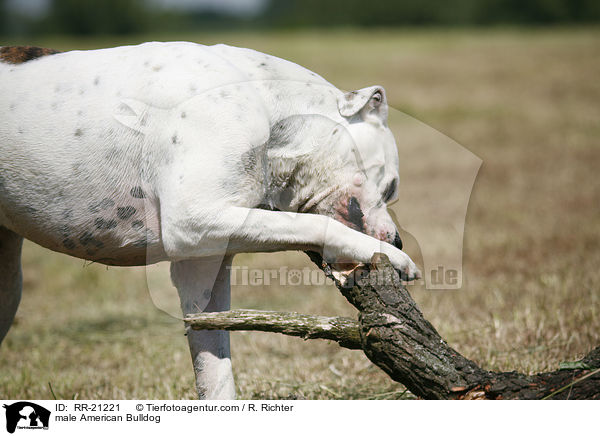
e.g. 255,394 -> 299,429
2,402 -> 50,433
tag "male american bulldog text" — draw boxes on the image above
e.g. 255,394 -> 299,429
0,42 -> 420,399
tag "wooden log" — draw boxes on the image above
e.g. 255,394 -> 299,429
185,309 -> 361,350
184,252 -> 600,399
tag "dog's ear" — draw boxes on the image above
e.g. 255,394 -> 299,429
338,86 -> 388,124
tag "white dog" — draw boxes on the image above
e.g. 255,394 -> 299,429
0,42 -> 420,399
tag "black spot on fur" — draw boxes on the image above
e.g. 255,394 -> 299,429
74,128 -> 83,137
62,238 -> 76,250
94,76 -> 100,86
131,220 -> 144,230
393,232 -> 403,250
347,197 -> 365,232
79,232 -> 103,248
117,206 -> 136,220
94,218 -> 117,230
130,187 -> 145,199
181,112 -> 186,119
79,232 -> 93,246
382,179 -> 397,203
171,134 -> 178,144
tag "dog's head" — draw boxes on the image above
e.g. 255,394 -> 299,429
266,86 -> 403,249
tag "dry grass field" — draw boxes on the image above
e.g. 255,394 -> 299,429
1,28 -> 599,399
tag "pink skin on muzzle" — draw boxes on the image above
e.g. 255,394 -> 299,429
331,186 -> 402,250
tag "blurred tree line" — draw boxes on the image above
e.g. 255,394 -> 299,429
1,0 -> 599,37
263,0 -> 600,27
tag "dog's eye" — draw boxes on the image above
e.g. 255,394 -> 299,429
382,179 -> 397,203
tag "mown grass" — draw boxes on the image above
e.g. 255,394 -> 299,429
1,28 -> 599,399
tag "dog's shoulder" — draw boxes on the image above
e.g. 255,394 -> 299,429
0,46 -> 61,64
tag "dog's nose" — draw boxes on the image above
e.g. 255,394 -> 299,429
393,232 -> 403,250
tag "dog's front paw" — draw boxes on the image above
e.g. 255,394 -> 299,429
399,262 -> 422,282
382,245 -> 421,282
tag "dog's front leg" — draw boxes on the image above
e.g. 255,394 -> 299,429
171,256 -> 236,400
162,206 -> 420,280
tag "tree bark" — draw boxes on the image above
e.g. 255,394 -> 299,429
184,252 -> 600,399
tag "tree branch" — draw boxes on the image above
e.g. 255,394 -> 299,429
183,252 -> 600,399
184,309 -> 361,350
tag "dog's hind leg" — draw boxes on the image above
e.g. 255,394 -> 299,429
0,226 -> 23,346
171,255 -> 236,400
